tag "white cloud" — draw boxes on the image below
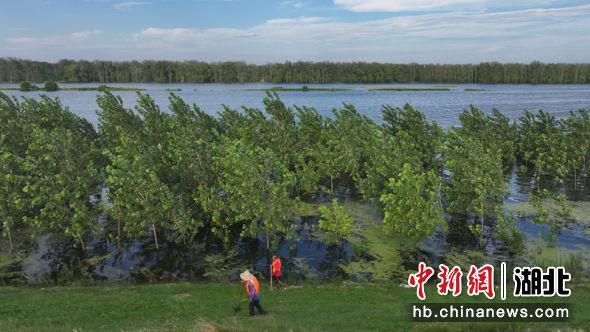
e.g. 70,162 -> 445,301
6,29 -> 104,48
134,5 -> 590,43
113,1 -> 150,10
4,4 -> 590,63
280,1 -> 304,9
137,27 -> 255,42
71,30 -> 103,39
333,0 -> 485,12
6,36 -> 67,47
332,0 -> 564,12
128,4 -> 590,62
265,17 -> 329,25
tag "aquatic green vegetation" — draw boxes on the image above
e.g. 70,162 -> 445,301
244,86 -> 350,92
0,81 -> 60,92
340,223 -> 406,282
20,81 -> 36,91
368,86 -> 451,91
44,81 -> 59,92
505,198 -> 590,225
495,212 -> 526,257
337,201 -> 406,282
0,85 -> 145,92
63,85 -> 145,91
526,245 -> 590,278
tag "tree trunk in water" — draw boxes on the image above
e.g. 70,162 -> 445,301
117,219 -> 121,249
267,234 -> 272,291
330,177 -> 334,196
480,213 -> 484,249
338,243 -> 344,279
537,165 -> 542,191
152,224 -> 159,250
80,238 -> 86,251
7,227 -> 13,253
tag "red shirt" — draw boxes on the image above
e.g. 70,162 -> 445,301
272,258 -> 282,277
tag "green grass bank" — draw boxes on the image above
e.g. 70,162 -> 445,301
1,282 -> 589,331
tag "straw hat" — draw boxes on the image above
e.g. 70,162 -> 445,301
240,270 -> 254,282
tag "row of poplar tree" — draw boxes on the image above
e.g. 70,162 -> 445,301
1,58 -> 590,84
1,91 -> 589,254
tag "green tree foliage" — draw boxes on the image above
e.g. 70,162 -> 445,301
457,106 -> 517,168
0,93 -> 102,249
2,89 -> 588,262
319,199 -> 353,245
0,94 -> 26,251
202,138 -> 299,247
517,110 -> 568,187
318,105 -> 378,194
380,163 -> 445,240
292,106 -> 325,195
444,130 -> 507,229
561,110 -> 590,187
217,93 -> 323,196
359,104 -> 442,200
0,151 -> 19,251
167,94 -> 220,240
2,58 -> 589,83
495,212 -> 525,257
44,81 -> 59,91
313,120 -> 341,195
381,104 -> 443,172
99,93 -> 213,248
263,93 -> 299,167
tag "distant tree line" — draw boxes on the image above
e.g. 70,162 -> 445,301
1,58 -> 589,84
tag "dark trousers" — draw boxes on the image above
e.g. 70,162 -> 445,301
272,275 -> 283,288
249,300 -> 266,316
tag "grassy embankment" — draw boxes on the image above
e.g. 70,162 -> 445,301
0,282 -> 589,331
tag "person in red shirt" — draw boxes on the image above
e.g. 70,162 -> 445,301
271,255 -> 284,289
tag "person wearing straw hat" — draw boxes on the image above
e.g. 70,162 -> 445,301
240,270 -> 267,316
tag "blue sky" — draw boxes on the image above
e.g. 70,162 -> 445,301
1,0 -> 589,63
